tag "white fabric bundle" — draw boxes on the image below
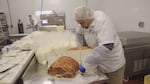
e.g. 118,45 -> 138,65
2,31 -> 77,64
33,31 -> 77,64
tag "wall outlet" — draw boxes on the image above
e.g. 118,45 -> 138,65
138,21 -> 144,28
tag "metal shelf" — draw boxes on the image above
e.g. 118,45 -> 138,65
0,13 -> 9,40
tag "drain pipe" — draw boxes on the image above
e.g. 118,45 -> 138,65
6,0 -> 13,34
86,0 -> 88,7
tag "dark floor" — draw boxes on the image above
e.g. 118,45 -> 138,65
123,75 -> 144,84
123,79 -> 144,84
91,75 -> 145,84
92,78 -> 144,84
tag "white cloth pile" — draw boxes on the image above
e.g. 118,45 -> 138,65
33,31 -> 77,64
2,31 -> 77,64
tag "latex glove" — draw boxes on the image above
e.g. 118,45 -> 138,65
6,39 -> 13,44
79,64 -> 86,73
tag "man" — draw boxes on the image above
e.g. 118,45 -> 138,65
28,15 -> 38,31
74,6 -> 125,84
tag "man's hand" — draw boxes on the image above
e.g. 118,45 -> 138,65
79,64 -> 86,73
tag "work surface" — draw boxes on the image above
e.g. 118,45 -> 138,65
22,48 -> 108,84
0,50 -> 34,84
1,31 -> 109,84
23,61 -> 108,84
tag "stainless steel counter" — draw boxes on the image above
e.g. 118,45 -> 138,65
117,31 -> 150,78
118,31 -> 150,47
23,62 -> 49,84
0,50 -> 34,84
23,60 -> 108,84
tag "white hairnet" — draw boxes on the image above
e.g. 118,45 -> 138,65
74,6 -> 94,20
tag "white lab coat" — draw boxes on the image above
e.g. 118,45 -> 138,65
76,11 -> 125,73
28,15 -> 39,31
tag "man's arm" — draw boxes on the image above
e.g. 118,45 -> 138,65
79,43 -> 114,72
76,33 -> 87,46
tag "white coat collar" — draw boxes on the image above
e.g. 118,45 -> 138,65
84,19 -> 96,32
89,19 -> 96,28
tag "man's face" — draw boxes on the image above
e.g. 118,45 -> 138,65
77,19 -> 93,29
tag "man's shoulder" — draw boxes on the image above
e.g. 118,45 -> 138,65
94,10 -> 109,21
94,10 -> 106,16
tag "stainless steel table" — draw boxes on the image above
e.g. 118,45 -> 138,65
23,60 -> 108,84
0,50 -> 34,84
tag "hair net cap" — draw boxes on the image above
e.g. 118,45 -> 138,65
74,6 -> 94,20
